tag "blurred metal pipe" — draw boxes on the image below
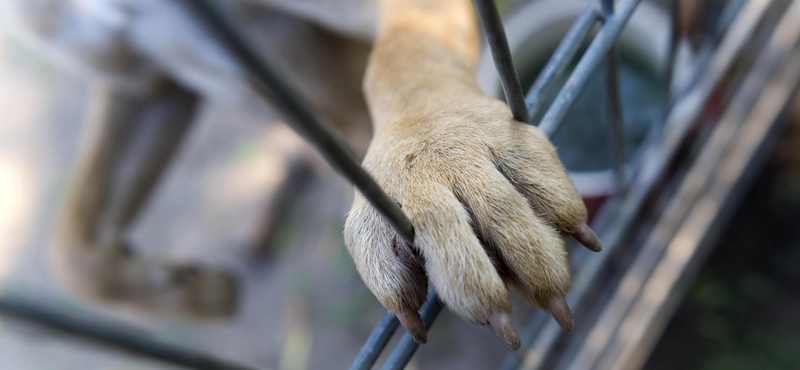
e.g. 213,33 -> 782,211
474,0 -> 531,123
0,293 -> 261,370
525,5 -> 599,120
538,0 -> 643,137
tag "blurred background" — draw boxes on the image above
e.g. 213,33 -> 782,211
0,0 -> 798,369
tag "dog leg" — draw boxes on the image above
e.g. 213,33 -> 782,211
345,0 -> 602,348
52,79 -> 236,317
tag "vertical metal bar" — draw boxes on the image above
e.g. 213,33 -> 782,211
525,5 -> 600,120
474,0 -> 530,123
605,48 -> 626,193
350,313 -> 401,370
538,0 -> 644,137
180,0 -> 415,244
380,293 -> 444,370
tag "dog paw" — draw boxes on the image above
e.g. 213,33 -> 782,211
344,95 -> 600,348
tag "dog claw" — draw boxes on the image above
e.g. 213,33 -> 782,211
546,296 -> 574,333
489,311 -> 521,350
397,307 -> 427,344
573,223 -> 603,252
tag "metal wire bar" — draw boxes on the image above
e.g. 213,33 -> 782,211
381,293 -> 444,370
605,48 -> 626,193
538,0 -> 643,137
0,293 -> 261,370
349,313 -> 400,370
180,0 -> 415,244
525,4 -> 600,120
474,0 -> 530,123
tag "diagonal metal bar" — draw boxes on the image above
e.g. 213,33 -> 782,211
180,0 -> 414,244
474,0 -> 530,123
525,4 -> 600,120
538,0 -> 644,137
0,292 -> 262,370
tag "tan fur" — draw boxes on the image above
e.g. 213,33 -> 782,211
344,0 -> 588,325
